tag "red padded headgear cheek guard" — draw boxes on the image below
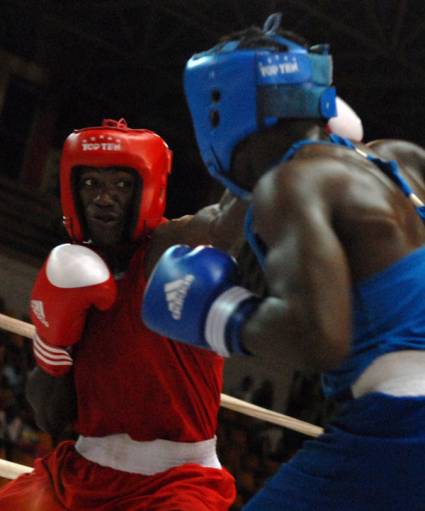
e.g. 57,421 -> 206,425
131,138 -> 173,239
59,119 -> 172,242
60,132 -> 86,242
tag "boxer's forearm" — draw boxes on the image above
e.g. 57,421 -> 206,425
26,367 -> 77,436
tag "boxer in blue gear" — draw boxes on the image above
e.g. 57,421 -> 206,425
143,13 -> 425,510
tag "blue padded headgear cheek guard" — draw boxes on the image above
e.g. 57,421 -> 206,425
184,50 -> 258,198
184,35 -> 337,199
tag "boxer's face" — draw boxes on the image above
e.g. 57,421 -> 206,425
77,167 -> 136,247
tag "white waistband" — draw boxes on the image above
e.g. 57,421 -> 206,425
352,351 -> 425,398
75,434 -> 221,475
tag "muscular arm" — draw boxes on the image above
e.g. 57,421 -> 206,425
240,161 -> 351,372
144,191 -> 246,278
26,367 -> 77,436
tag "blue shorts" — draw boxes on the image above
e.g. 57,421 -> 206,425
243,393 -> 425,511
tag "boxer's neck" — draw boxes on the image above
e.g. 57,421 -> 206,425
230,120 -> 327,192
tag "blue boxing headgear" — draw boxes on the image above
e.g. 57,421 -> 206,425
184,13 -> 337,199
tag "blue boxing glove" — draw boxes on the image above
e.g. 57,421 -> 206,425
142,245 -> 260,356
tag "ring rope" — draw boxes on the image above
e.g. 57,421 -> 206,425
0,312 -> 323,480
0,459 -> 32,480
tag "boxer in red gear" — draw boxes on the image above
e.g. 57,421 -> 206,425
0,119 -> 239,510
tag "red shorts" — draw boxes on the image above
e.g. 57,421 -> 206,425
0,441 -> 236,510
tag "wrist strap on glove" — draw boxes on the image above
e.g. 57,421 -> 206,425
205,286 -> 260,356
32,332 -> 73,377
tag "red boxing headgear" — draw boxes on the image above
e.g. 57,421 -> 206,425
60,118 -> 172,242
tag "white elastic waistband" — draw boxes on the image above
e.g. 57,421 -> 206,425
75,434 -> 221,475
352,351 -> 425,398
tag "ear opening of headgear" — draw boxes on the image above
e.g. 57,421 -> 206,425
184,12 -> 337,199
60,118 -> 172,242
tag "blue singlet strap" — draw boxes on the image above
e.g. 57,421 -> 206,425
244,206 -> 267,270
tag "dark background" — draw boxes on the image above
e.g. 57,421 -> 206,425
0,2 -> 424,501
1,0 -> 425,233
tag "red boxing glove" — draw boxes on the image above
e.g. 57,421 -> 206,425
30,244 -> 117,376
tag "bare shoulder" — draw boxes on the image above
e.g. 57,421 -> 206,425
149,205 -> 220,248
144,200 -> 246,277
251,151 -> 355,244
144,217 -> 192,277
367,139 -> 425,173
253,149 -> 354,210
367,138 -> 425,157
151,215 -> 193,242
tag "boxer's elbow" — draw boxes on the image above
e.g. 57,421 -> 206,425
308,331 -> 350,372
240,295 -> 350,371
303,316 -> 350,372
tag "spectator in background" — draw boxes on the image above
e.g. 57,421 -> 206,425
232,375 -> 255,402
251,379 -> 274,410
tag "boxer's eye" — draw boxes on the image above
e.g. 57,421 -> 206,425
82,177 -> 97,188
